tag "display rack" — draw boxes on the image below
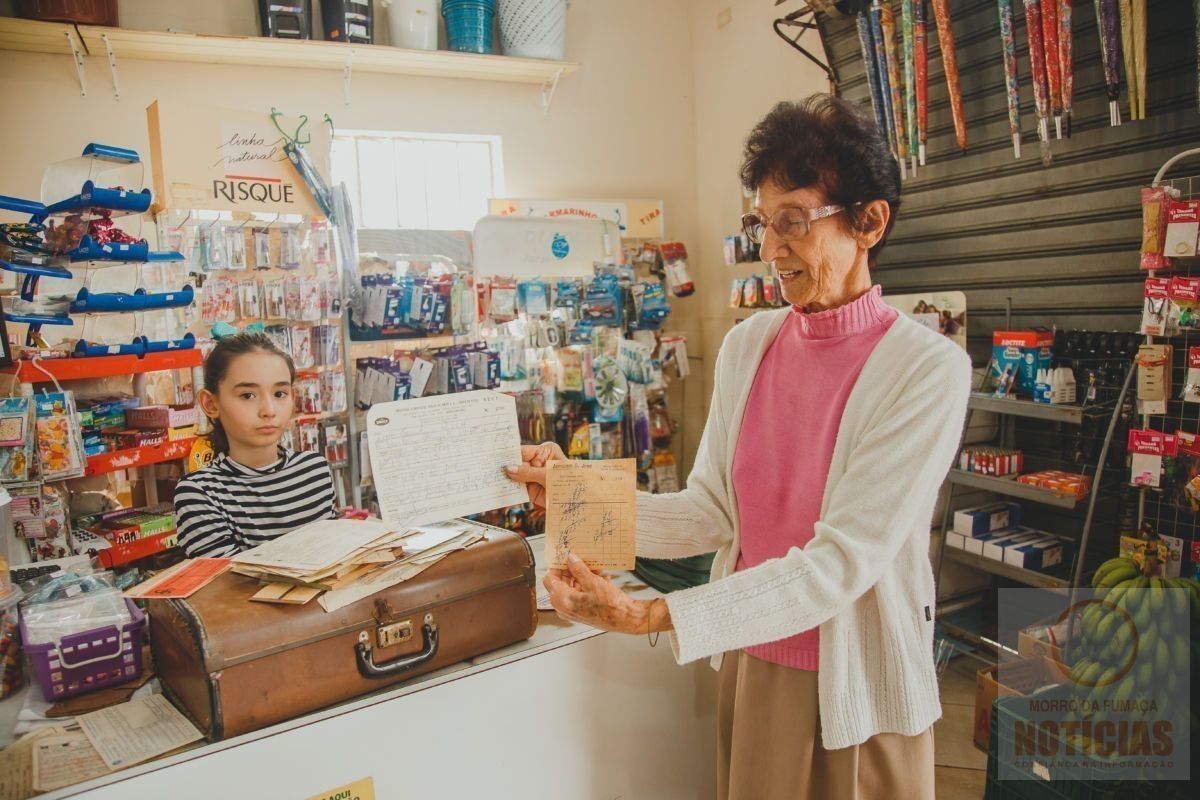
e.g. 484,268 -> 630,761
0,143 -> 199,567
1137,149 -> 1200,566
933,359 -> 1136,661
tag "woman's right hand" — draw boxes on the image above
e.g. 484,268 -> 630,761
504,442 -> 568,508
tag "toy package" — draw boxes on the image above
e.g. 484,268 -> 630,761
0,397 -> 34,483
10,482 -> 71,562
34,392 -> 85,481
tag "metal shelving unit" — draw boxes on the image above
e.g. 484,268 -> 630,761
933,367 -> 1135,658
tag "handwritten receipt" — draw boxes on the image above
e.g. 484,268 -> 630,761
545,459 -> 637,570
367,390 -> 528,526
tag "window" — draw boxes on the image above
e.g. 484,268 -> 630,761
331,131 -> 504,232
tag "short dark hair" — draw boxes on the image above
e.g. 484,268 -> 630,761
202,332 -> 295,454
740,94 -> 901,265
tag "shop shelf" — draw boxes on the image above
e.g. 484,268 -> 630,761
0,193 -> 48,217
42,181 -> 152,219
946,470 -> 1084,509
0,258 -> 72,280
943,548 -> 1069,591
3,311 -> 72,326
85,438 -> 196,477
90,529 -> 178,569
66,234 -> 184,264
46,21 -> 581,85
3,348 -> 203,383
967,393 -> 1102,425
68,285 -> 193,314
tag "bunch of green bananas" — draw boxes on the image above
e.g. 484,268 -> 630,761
1065,556 -> 1200,740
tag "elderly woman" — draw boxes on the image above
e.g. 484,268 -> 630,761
506,94 -> 969,800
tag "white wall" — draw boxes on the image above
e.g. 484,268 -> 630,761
687,0 -> 831,404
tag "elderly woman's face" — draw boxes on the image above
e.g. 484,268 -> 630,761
755,181 -> 871,311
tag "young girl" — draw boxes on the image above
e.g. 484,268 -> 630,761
175,333 -> 337,558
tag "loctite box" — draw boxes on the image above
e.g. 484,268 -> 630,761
992,329 -> 1054,396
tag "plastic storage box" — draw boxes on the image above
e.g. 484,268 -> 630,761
20,598 -> 145,701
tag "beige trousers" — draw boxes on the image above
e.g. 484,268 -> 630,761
717,650 -> 935,800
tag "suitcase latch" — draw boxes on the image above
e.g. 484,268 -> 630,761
376,620 -> 413,648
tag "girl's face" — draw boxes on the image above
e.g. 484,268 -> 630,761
199,351 -> 294,451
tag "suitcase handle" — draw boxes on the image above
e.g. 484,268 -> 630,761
355,622 -> 439,679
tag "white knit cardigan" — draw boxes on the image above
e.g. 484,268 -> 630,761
636,308 -> 971,750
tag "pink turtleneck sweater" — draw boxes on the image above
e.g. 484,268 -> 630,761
731,285 -> 899,670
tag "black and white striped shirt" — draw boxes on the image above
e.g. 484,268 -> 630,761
174,449 -> 337,558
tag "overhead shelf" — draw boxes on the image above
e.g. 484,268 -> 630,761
0,18 -> 581,85
943,548 -> 1069,591
0,17 -> 77,55
945,470 -> 1084,509
967,393 -> 1100,425
4,348 -> 202,383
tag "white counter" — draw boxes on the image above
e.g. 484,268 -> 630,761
3,536 -> 719,800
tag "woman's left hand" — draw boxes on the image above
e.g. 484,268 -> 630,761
544,553 -> 672,635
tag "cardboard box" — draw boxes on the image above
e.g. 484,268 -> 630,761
953,502 -> 1022,537
974,657 -> 1070,752
1004,536 -> 1067,571
946,530 -> 968,550
992,329 -> 1054,396
964,528 -> 1023,556
1017,612 -> 1082,665
982,529 -> 1044,561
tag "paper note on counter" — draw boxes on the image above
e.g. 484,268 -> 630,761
77,694 -> 203,770
32,731 -> 110,792
124,557 -> 231,599
366,391 -> 526,526
234,518 -> 398,572
0,726 -> 68,800
545,459 -> 636,570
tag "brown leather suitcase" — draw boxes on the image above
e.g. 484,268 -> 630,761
148,522 -> 536,740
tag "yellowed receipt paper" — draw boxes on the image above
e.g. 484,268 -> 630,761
545,459 -> 636,570
77,694 -> 203,769
32,732 -> 110,792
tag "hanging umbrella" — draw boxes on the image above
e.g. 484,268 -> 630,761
1041,0 -> 1064,138
1097,0 -> 1123,125
1119,0 -> 1137,120
902,0 -> 919,175
931,0 -> 967,152
869,3 -> 901,164
1059,0 -> 1074,133
915,0 -> 929,165
1132,0 -> 1146,120
880,1 -> 910,176
1024,0 -> 1053,163
998,0 -> 1022,158
856,13 -> 888,135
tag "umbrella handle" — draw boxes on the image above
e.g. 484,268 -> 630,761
1153,148 -> 1200,186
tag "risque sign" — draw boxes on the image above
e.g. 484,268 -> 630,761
147,100 -> 329,217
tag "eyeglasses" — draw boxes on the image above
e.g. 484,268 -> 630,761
740,204 -> 845,244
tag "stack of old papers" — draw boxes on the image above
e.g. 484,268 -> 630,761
230,519 -> 484,612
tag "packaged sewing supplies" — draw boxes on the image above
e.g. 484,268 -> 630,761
34,392 -> 85,481
312,324 -> 341,367
237,280 -> 262,320
264,324 -> 291,356
264,280 -> 286,319
1136,343 -> 1172,416
1140,277 -> 1173,336
203,224 -> 226,271
1164,198 -> 1200,258
517,280 -> 550,316
0,397 -> 33,483
294,376 -> 322,415
1183,347 -> 1200,403
658,241 -> 695,297
323,423 -> 348,466
289,325 -> 314,369
320,371 -> 347,413
225,226 -> 248,270
1170,275 -> 1200,331
253,227 -> 272,269
1141,186 -> 1177,271
310,222 -> 332,265
1128,428 -> 1178,488
280,226 -> 302,269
